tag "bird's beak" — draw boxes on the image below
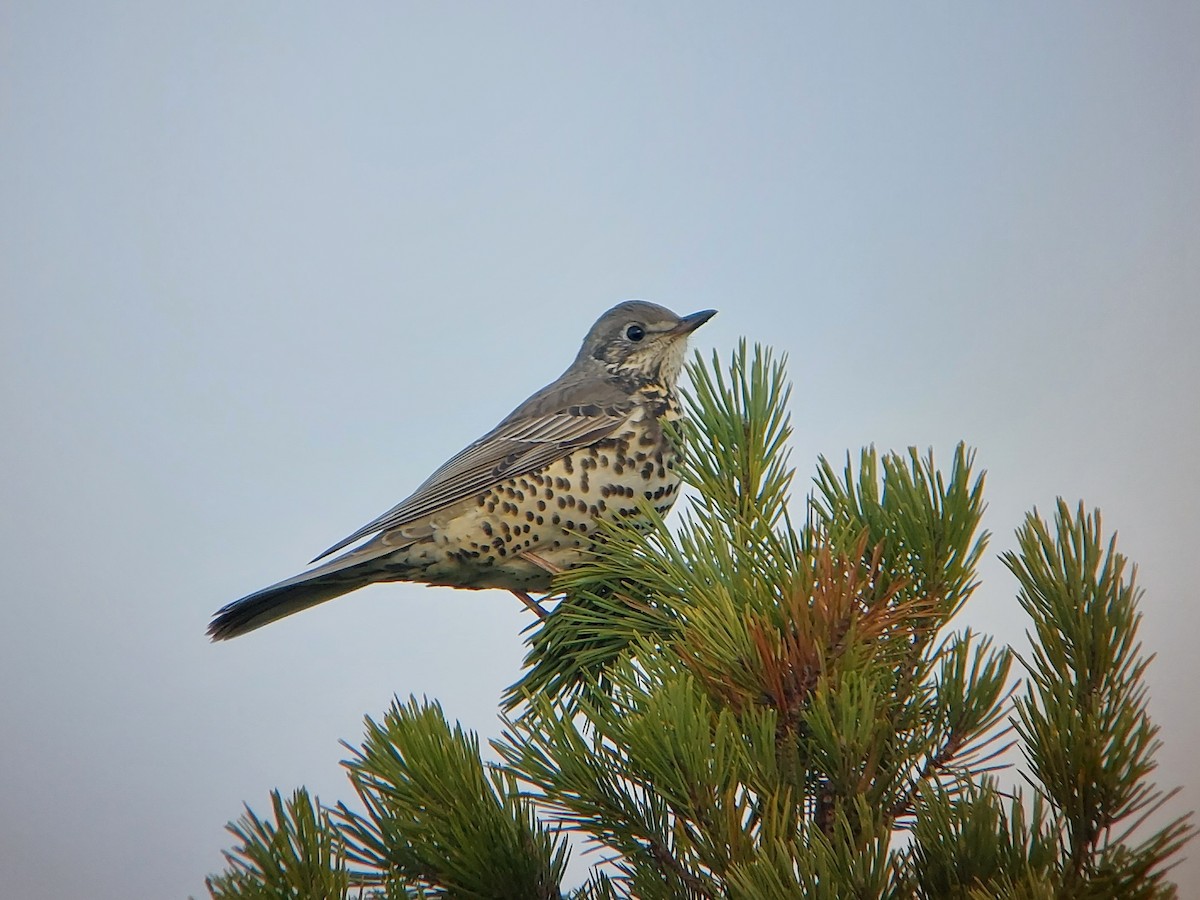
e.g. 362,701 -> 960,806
670,309 -> 718,336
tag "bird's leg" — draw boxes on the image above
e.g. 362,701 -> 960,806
511,589 -> 548,619
512,551 -> 564,619
518,550 -> 565,576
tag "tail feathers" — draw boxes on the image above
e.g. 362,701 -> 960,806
209,561 -> 379,641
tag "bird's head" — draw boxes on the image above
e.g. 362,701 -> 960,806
572,300 -> 717,389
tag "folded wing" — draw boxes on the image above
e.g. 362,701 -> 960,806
311,400 -> 632,561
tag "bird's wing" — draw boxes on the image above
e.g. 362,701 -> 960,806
311,398 -> 633,562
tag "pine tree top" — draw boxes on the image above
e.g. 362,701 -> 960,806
205,344 -> 1193,900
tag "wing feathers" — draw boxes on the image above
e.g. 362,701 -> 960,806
311,407 -> 629,562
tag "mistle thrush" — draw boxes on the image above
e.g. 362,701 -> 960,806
208,300 -> 716,640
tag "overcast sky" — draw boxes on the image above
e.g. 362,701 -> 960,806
3,4 -> 1198,896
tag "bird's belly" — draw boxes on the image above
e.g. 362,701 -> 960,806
378,429 -> 682,593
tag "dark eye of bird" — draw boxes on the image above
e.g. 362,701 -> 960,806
625,324 -> 645,342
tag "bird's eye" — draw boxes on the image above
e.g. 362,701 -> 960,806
625,324 -> 645,342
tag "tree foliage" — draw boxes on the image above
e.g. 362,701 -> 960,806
204,344 -> 1192,899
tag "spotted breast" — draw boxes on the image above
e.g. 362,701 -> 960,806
409,392 -> 683,591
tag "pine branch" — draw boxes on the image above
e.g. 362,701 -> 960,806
1004,501 -> 1194,894
335,696 -> 569,900
205,788 -> 357,900
810,443 -> 988,623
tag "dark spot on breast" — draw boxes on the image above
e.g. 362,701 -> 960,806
563,456 -> 574,474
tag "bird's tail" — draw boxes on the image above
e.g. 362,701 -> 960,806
208,556 -> 381,641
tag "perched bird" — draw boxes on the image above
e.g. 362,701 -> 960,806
208,301 -> 716,640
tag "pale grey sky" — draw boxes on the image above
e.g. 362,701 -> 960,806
2,4 -> 1198,896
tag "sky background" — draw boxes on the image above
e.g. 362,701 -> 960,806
3,3 -> 1198,896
